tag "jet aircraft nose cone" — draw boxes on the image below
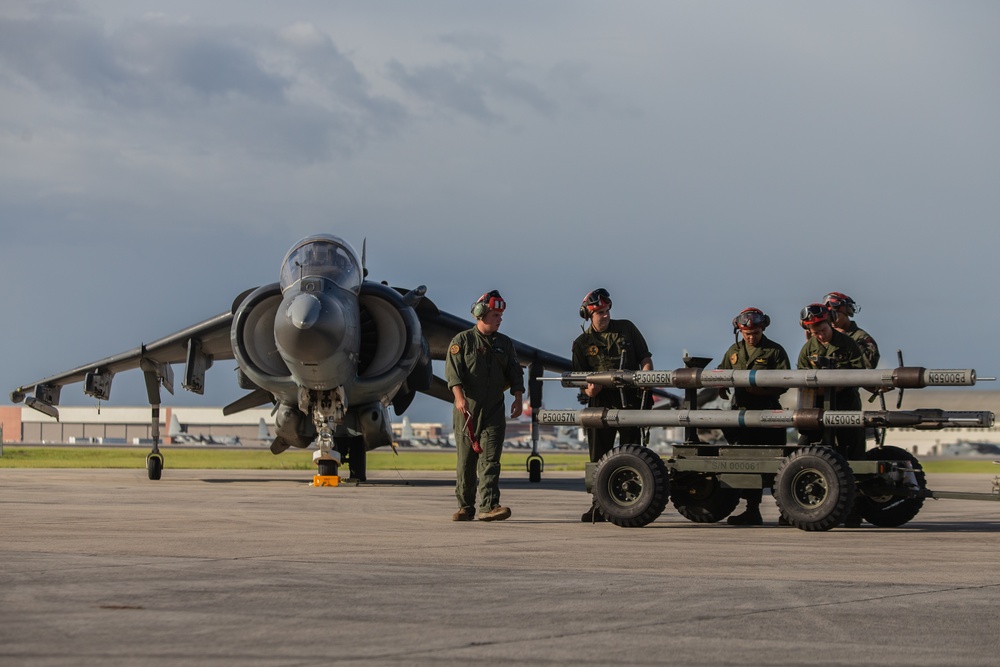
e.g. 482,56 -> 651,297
274,288 -> 350,367
287,293 -> 322,329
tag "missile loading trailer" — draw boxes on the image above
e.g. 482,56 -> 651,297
536,363 -> 999,531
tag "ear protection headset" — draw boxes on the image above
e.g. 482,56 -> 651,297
579,288 -> 612,319
471,290 -> 506,319
732,308 -> 770,335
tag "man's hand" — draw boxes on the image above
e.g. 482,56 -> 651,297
510,395 -> 523,419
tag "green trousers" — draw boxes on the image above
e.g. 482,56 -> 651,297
455,422 -> 505,513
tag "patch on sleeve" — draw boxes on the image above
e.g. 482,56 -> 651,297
730,353 -> 738,364
588,345 -> 599,357
450,344 -> 461,355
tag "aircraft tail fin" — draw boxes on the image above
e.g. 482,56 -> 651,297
168,414 -> 184,437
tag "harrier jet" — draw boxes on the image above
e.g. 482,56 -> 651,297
10,234 -> 575,480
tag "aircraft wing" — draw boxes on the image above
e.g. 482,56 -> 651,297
411,295 -> 573,372
10,310 -> 235,407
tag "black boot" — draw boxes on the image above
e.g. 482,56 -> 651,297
581,504 -> 606,523
727,505 -> 763,526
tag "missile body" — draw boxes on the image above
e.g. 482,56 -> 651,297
545,367 -> 978,390
536,408 -> 994,431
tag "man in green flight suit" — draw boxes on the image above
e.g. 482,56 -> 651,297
824,292 -> 880,368
572,288 -> 653,522
717,308 -> 791,526
445,290 -> 524,522
798,303 -> 866,527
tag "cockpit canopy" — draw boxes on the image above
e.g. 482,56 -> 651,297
279,234 -> 363,294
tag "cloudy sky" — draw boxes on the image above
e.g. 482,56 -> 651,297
2,1 -> 998,427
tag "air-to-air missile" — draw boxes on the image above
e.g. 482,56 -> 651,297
536,407 -> 994,431
538,365 -> 995,434
542,366 -> 980,390
544,365 -> 1000,531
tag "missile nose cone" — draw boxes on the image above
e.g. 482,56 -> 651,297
287,293 -> 322,330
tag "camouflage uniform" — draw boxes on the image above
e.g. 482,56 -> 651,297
841,321 -> 880,369
797,330 -> 866,459
445,327 -> 524,515
572,319 -> 652,462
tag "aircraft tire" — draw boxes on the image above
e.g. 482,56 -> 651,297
527,457 -> 542,483
774,446 -> 855,531
857,446 -> 925,527
146,454 -> 163,481
592,445 -> 669,528
670,473 -> 741,523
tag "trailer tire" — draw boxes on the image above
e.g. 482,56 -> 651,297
670,473 -> 741,523
593,445 -> 669,528
774,446 -> 855,531
857,446 -> 925,527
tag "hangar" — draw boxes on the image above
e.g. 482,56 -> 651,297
0,406 -> 445,447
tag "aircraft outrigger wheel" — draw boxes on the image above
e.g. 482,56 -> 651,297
592,444 -> 670,527
526,454 -> 544,483
146,452 -> 164,481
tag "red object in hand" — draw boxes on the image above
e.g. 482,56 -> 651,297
463,411 -> 483,453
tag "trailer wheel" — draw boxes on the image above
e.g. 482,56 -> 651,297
857,446 -> 926,527
774,446 -> 855,531
593,445 -> 669,528
670,473 -> 741,523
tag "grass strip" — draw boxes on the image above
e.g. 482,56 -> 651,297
0,447 -> 589,471
1,447 -> 997,473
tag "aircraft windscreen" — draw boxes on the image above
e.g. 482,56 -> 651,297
279,237 -> 362,293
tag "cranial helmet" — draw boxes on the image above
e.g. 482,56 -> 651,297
800,303 -> 831,327
471,290 -> 506,319
733,307 -> 770,334
823,292 -> 858,317
580,288 -> 612,319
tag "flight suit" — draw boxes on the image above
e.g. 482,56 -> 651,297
797,330 -> 866,459
841,321 -> 880,369
718,335 -> 791,445
718,334 -> 791,517
445,327 -> 524,514
572,319 -> 652,462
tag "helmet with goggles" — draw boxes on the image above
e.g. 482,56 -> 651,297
733,307 -> 769,333
579,288 -> 612,319
471,290 -> 506,319
800,303 -> 832,327
823,291 -> 858,317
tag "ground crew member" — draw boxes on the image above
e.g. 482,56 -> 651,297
717,308 -> 791,526
824,292 -> 880,368
798,303 -> 866,527
445,290 -> 524,522
572,288 -> 653,522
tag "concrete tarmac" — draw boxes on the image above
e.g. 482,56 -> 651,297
2,468 -> 999,666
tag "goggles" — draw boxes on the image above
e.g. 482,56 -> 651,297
477,290 -> 506,312
823,292 -> 857,314
735,309 -> 766,330
583,288 -> 611,313
800,304 -> 830,325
